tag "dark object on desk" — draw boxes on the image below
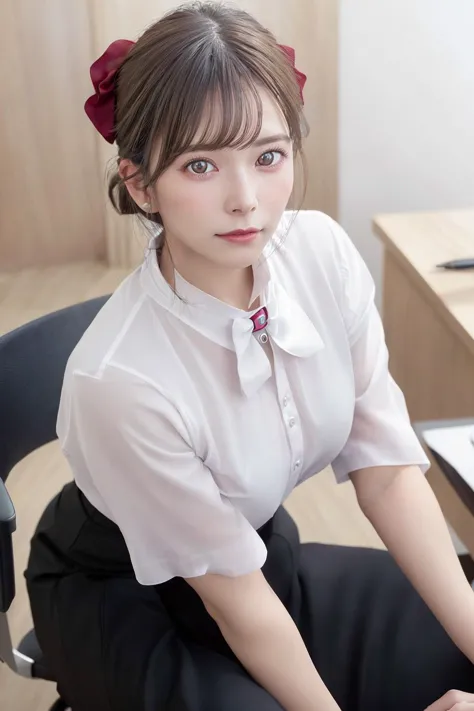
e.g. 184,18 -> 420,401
436,258 -> 474,270
0,295 -> 109,709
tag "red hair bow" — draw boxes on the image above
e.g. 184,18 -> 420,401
84,39 -> 135,144
85,39 -> 307,144
279,44 -> 307,103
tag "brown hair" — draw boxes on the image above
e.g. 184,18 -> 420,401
108,1 -> 308,228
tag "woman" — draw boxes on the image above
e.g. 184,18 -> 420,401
25,3 -> 474,710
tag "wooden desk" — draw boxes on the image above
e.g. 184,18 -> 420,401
373,209 -> 474,554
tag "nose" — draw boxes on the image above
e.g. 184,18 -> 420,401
224,170 -> 258,215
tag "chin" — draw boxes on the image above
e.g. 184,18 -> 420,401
215,241 -> 267,269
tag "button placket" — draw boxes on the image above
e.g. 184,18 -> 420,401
273,353 -> 304,482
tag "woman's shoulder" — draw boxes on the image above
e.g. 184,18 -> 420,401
61,271 -> 183,403
269,210 -> 375,333
58,330 -> 190,453
273,210 -> 359,271
269,210 -> 366,289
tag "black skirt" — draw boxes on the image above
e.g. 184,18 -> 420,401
25,481 -> 474,711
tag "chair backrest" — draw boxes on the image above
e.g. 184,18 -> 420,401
0,296 -> 109,483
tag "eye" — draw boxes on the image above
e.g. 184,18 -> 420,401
257,149 -> 288,168
185,159 -> 215,176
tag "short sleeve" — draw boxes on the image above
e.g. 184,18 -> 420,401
60,366 -> 267,585
328,219 -> 430,482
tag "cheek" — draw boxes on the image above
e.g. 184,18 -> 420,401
157,178 -> 216,220
153,178 -> 201,227
263,164 -> 294,206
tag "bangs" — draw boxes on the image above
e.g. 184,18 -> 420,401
147,61 -> 265,183
185,81 -> 263,152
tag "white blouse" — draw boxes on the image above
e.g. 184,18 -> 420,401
57,210 -> 429,585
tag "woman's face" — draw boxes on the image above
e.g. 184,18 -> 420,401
150,88 -> 295,272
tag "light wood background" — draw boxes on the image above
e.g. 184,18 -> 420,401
0,0 -> 105,270
0,0 -> 338,271
374,209 -> 474,423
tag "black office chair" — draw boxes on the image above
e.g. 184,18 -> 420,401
0,295 -> 109,710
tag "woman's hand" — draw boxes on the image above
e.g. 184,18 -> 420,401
425,690 -> 474,710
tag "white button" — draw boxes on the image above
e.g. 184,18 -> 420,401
283,396 -> 289,407
258,332 -> 269,344
288,417 -> 296,428
294,460 -> 301,469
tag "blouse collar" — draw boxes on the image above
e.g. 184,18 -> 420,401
140,234 -> 324,397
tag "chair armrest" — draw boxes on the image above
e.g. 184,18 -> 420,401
0,478 -> 16,613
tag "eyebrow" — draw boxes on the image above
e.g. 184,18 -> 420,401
252,133 -> 292,147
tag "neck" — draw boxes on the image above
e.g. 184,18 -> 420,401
159,242 -> 255,311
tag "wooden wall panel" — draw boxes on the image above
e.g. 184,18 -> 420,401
89,0 -> 339,267
0,0 -> 106,270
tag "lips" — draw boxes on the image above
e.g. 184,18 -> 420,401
216,228 -> 261,237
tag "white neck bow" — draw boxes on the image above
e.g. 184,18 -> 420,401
232,280 -> 324,397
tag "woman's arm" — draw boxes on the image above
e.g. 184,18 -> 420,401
187,570 -> 341,711
351,464 -> 474,663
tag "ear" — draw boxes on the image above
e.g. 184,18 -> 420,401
118,159 -> 154,211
